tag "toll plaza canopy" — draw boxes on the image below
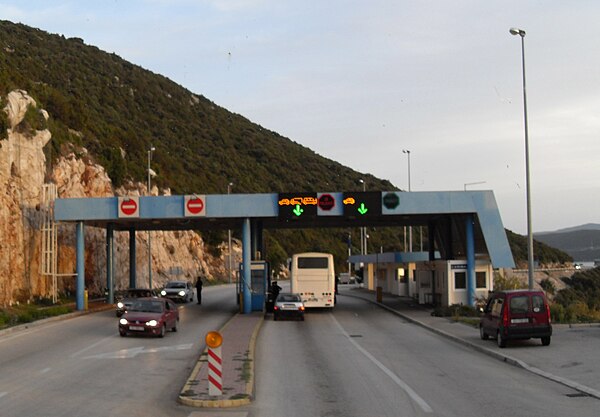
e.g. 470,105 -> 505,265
54,190 -> 515,311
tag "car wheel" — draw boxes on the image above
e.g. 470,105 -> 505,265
300,315 -> 305,321
172,318 -> 178,332
159,324 -> 166,338
497,331 -> 507,348
273,314 -> 278,321
119,330 -> 126,337
541,336 -> 551,346
479,325 -> 489,340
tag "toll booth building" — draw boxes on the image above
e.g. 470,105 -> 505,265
351,254 -> 494,307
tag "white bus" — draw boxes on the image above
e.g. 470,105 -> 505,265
290,252 -> 335,308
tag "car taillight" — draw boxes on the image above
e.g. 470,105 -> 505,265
546,303 -> 551,324
299,306 -> 305,311
502,305 -> 509,328
273,306 -> 279,311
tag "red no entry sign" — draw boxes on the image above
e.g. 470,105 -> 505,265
187,198 -> 204,214
118,197 -> 139,218
184,195 -> 206,217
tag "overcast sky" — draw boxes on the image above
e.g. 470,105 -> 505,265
2,0 -> 599,234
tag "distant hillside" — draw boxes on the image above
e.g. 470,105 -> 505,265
506,229 -> 573,267
535,227 -> 600,262
0,20 -> 572,268
0,20 -> 398,269
538,223 -> 600,235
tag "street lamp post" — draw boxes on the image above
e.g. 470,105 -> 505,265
227,182 -> 234,284
147,146 -> 156,289
402,150 -> 412,252
510,27 -> 535,289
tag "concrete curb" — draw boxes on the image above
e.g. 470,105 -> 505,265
178,313 -> 264,408
342,292 -> 600,400
0,302 -> 113,337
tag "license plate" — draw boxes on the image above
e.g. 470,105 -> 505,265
130,326 -> 144,331
511,318 -> 529,324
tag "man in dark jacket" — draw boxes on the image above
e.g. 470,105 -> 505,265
196,277 -> 203,305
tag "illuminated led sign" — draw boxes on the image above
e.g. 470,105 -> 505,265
278,193 -> 318,219
342,192 -> 382,218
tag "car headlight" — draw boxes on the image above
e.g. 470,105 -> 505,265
146,319 -> 158,327
160,290 -> 167,296
178,290 -> 186,296
119,318 -> 128,325
117,302 -> 124,309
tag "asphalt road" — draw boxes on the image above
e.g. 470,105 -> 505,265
0,285 -> 238,417
1,284 -> 598,417
249,293 -> 598,417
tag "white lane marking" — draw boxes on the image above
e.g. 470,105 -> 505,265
0,392 -> 7,399
40,368 -> 51,374
70,335 -> 115,358
330,314 -> 433,413
84,343 -> 193,359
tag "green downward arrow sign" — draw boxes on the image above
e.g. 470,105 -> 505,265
293,204 -> 304,216
357,203 -> 368,215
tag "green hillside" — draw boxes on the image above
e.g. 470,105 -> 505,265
0,20 -> 571,270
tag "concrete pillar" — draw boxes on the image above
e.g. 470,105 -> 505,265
466,215 -> 476,307
242,218 -> 252,314
76,221 -> 85,311
129,228 -> 136,288
106,224 -> 114,304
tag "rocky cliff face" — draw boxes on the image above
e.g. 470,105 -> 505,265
0,90 -> 235,306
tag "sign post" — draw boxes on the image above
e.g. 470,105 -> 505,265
206,331 -> 223,396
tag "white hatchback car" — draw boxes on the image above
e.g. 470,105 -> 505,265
160,280 -> 194,303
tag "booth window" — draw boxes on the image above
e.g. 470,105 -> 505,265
476,271 -> 487,288
454,272 -> 466,289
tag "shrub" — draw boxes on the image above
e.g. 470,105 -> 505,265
431,304 -> 479,318
550,303 -> 565,323
540,278 -> 556,295
493,273 -> 526,291
565,302 -> 600,323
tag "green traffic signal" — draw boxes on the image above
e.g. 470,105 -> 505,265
293,204 -> 304,216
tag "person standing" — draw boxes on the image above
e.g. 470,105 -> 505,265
196,276 -> 203,305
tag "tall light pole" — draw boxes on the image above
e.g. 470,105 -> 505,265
510,27 -> 534,289
358,179 -> 366,254
402,149 -> 412,252
147,145 -> 156,289
227,182 -> 234,284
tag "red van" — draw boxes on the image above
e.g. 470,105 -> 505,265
479,290 -> 552,348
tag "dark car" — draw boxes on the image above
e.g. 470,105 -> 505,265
115,288 -> 159,317
273,293 -> 305,321
160,280 -> 194,303
479,289 -> 552,348
118,297 -> 179,337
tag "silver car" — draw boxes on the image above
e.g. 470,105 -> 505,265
160,280 -> 194,303
115,288 -> 158,317
273,293 -> 305,321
